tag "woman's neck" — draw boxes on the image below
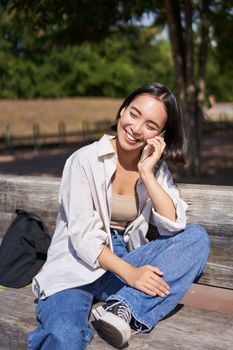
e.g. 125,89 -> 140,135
111,138 -> 140,171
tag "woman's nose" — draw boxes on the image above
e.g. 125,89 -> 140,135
131,121 -> 142,135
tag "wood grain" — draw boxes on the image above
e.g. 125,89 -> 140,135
0,176 -> 233,349
0,286 -> 232,350
88,305 -> 233,350
0,176 -> 232,289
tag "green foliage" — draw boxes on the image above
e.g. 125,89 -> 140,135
0,1 -> 232,100
206,48 -> 233,102
0,30 -> 175,98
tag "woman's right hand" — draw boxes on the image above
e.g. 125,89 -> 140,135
125,265 -> 170,297
98,246 -> 170,297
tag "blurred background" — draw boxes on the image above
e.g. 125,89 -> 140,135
0,0 -> 232,184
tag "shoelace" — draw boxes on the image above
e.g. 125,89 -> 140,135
105,301 -> 132,324
131,319 -> 143,335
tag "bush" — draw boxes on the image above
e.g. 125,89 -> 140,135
0,35 -> 176,98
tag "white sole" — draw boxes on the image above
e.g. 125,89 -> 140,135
92,306 -> 131,348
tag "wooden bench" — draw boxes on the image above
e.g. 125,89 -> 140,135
0,175 -> 233,349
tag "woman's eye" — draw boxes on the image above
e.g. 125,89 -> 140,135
130,112 -> 138,119
146,124 -> 156,131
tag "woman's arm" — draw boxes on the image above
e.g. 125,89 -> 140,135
98,245 -> 170,297
138,136 -> 176,222
140,172 -> 177,221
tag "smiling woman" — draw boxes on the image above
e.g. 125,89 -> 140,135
28,83 -> 210,350
111,83 -> 186,164
117,95 -> 167,148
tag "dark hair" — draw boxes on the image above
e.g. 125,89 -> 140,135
111,82 -> 186,164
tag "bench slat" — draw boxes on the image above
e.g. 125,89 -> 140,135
198,236 -> 233,289
0,176 -> 232,289
179,184 -> 233,237
0,176 -> 59,237
0,286 -> 232,350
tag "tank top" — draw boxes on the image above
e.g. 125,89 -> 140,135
110,193 -> 138,231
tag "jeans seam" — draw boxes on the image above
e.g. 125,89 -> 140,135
27,334 -> 33,350
127,239 -> 170,265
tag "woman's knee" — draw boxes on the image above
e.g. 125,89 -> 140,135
185,224 -> 210,254
45,322 -> 93,349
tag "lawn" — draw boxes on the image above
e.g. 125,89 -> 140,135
0,97 -> 122,137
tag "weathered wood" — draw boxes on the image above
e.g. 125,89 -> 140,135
200,236 -> 233,289
88,305 -> 233,350
0,286 -> 34,350
1,176 -> 232,236
0,175 -> 59,236
0,285 -> 232,350
0,175 -> 233,289
179,184 -> 233,237
0,176 -> 233,349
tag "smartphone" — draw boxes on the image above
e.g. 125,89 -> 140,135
140,130 -> 166,162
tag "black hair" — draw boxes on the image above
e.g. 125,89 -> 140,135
111,82 -> 186,164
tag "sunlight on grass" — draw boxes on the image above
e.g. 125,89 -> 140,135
0,97 -> 122,137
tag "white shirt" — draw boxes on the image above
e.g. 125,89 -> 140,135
32,134 -> 187,299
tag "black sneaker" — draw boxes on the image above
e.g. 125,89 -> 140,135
92,301 -> 132,348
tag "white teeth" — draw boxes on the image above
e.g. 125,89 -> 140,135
126,131 -> 137,141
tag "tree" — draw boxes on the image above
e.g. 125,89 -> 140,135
161,0 -> 210,176
1,0 -> 232,176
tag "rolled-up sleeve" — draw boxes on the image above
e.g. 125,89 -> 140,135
60,155 -> 108,269
149,162 -> 188,236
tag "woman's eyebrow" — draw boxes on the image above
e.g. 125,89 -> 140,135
130,106 -> 141,115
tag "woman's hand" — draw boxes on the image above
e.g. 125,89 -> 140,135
98,246 -> 170,297
125,264 -> 170,297
138,135 -> 166,176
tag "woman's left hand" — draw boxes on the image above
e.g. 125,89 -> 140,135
138,135 -> 166,176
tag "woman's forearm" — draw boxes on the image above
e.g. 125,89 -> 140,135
98,245 -> 134,282
141,172 -> 177,221
98,245 -> 169,297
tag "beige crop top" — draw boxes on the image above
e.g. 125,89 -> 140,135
110,193 -> 138,230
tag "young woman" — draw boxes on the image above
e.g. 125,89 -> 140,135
28,83 -> 210,349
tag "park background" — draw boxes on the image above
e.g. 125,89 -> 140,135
0,0 -> 232,184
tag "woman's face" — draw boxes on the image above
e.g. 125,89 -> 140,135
117,94 -> 167,153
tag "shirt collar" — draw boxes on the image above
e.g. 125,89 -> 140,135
97,134 -> 116,157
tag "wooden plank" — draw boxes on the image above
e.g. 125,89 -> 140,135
1,177 -> 233,236
0,176 -> 59,237
0,175 -> 59,214
198,236 -> 233,289
88,305 -> 233,350
179,184 -> 233,237
0,176 -> 233,288
0,286 -> 35,350
0,285 -> 232,350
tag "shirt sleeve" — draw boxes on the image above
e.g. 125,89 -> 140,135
59,154 -> 108,269
149,162 -> 188,236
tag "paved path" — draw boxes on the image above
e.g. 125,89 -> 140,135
0,129 -> 232,185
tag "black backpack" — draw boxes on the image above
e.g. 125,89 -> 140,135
0,209 -> 51,288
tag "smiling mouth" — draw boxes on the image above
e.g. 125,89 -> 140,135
125,130 -> 140,143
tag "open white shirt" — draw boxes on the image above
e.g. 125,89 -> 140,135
32,134 -> 187,299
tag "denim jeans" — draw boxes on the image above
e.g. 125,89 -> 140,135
28,224 -> 210,350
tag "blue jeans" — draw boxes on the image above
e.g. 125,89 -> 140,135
28,224 -> 210,350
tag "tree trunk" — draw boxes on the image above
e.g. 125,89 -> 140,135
196,0 -> 210,175
164,0 -> 210,177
